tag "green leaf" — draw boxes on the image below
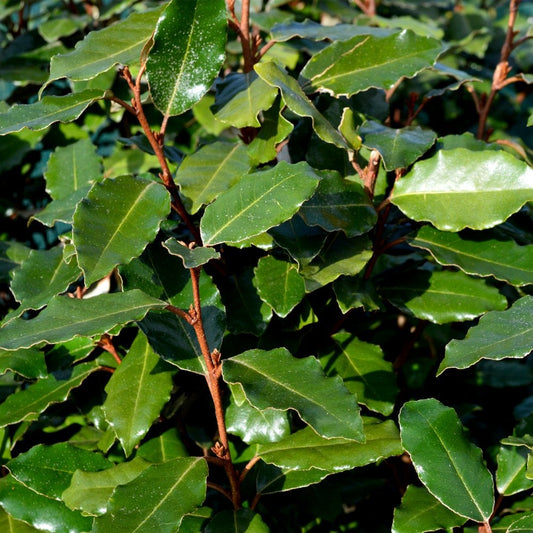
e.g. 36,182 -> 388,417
7,443 -> 111,499
137,428 -> 189,463
506,514 -> 533,532
392,484 -> 466,533
392,148 -> 533,231
176,141 -> 252,214
206,510 -> 270,533
379,268 -> 507,324
323,332 -> 398,416
258,419 -> 402,470
439,296 -> 533,374
0,90 -> 104,135
399,398 -> 494,522
103,331 -> 174,457
146,0 -> 227,116
73,174 -> 170,286
92,457 -> 208,532
44,8 -> 164,88
0,290 -> 165,351
223,348 -> 364,440
496,445 -> 533,496
254,61 -> 349,150
411,225 -> 533,287
0,507 -> 39,532
163,239 -> 219,269
201,161 -> 320,245
0,475 -> 92,533
0,348 -> 47,379
299,171 -> 377,237
0,362 -> 98,428
359,121 -> 437,171
253,256 -> 305,318
62,457 -> 150,516
299,30 -> 443,96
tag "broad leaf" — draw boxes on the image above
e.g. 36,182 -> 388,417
201,161 -> 320,245
163,239 -> 219,268
0,290 -> 165,351
0,348 -> 47,379
146,0 -> 227,116
400,398 -> 494,522
439,296 -> 533,374
299,30 -> 443,96
411,225 -> 533,287
392,485 -> 466,533
254,61 -> 349,150
206,510 -> 269,533
44,8 -> 164,88
73,174 -> 170,286
222,348 -> 364,440
255,463 -> 332,494
0,507 -> 39,532
379,268 -> 507,324
496,445 -> 533,496
176,141 -> 252,214
137,428 -> 189,463
0,90 -> 104,135
506,514 -> 533,532
392,148 -> 533,231
92,458 -> 208,532
103,331 -> 175,457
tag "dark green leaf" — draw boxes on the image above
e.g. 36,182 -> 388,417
206,509 -> 269,533
0,507 -> 39,532
137,428 -> 189,463
496,445 -> 533,497
255,463 -> 332,494
163,239 -> 220,268
0,348 -> 47,379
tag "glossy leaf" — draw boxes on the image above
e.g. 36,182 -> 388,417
299,171 -> 377,236
300,30 -> 443,96
0,290 -> 165,351
323,332 -> 398,416
92,457 -> 208,532
146,0 -> 227,116
212,72 -> 278,128
0,362 -> 98,427
0,507 -> 39,533
201,161 -> 320,245
163,239 -> 219,268
103,331 -> 175,456
400,398 -> 494,522
255,463 -> 332,494
379,268 -> 507,324
254,61 -> 349,150
137,428 -> 189,463
439,296 -> 533,374
496,445 -> 533,496
258,419 -> 402,470
62,457 -> 150,516
206,510 -> 269,533
0,90 -> 104,135
392,484 -> 466,533
506,514 -> 533,532
411,225 -> 533,287
253,256 -> 305,318
176,141 -> 252,214
223,348 -> 364,440
73,174 -> 170,286
7,442 -> 111,499
359,121 -> 437,171
392,148 -> 533,231
0,348 -> 47,379
45,8 -> 164,87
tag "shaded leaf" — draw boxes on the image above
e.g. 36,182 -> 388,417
206,509 -> 269,533
400,398 -> 494,522
146,0 -> 227,116
506,514 -> 533,532
256,463 -> 332,494
439,296 -> 533,374
0,348 -> 47,379
392,148 -> 533,231
163,239 -> 219,268
223,348 -> 364,440
496,445 -> 533,497
137,428 -> 189,463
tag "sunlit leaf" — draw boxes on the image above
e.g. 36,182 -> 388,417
496,445 -> 533,497
0,348 -> 47,379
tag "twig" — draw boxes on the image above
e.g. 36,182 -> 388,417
240,456 -> 261,482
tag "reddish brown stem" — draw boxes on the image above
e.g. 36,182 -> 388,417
97,334 -> 122,365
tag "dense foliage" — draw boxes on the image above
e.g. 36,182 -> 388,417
0,0 -> 532,531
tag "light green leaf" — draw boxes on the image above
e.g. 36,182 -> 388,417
201,161 -> 320,245
0,90 -> 105,135
253,256 -> 305,318
439,296 -> 533,374
411,225 -> 533,287
73,174 -> 170,286
176,141 -> 252,215
223,348 -> 364,440
44,8 -> 164,88
300,30 -> 443,96
392,484 -> 466,533
137,428 -> 189,463
496,445 -> 533,496
0,506 -> 39,532
0,348 -> 47,379
163,239 -> 220,268
0,362 -> 99,428
254,61 -> 349,150
146,0 -> 227,116
359,121 -> 437,171
63,457 -> 151,516
392,148 -> 533,231
379,268 -> 507,324
206,510 -> 270,533
399,398 -> 494,522
92,458 -> 208,532
0,290 -> 165,351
